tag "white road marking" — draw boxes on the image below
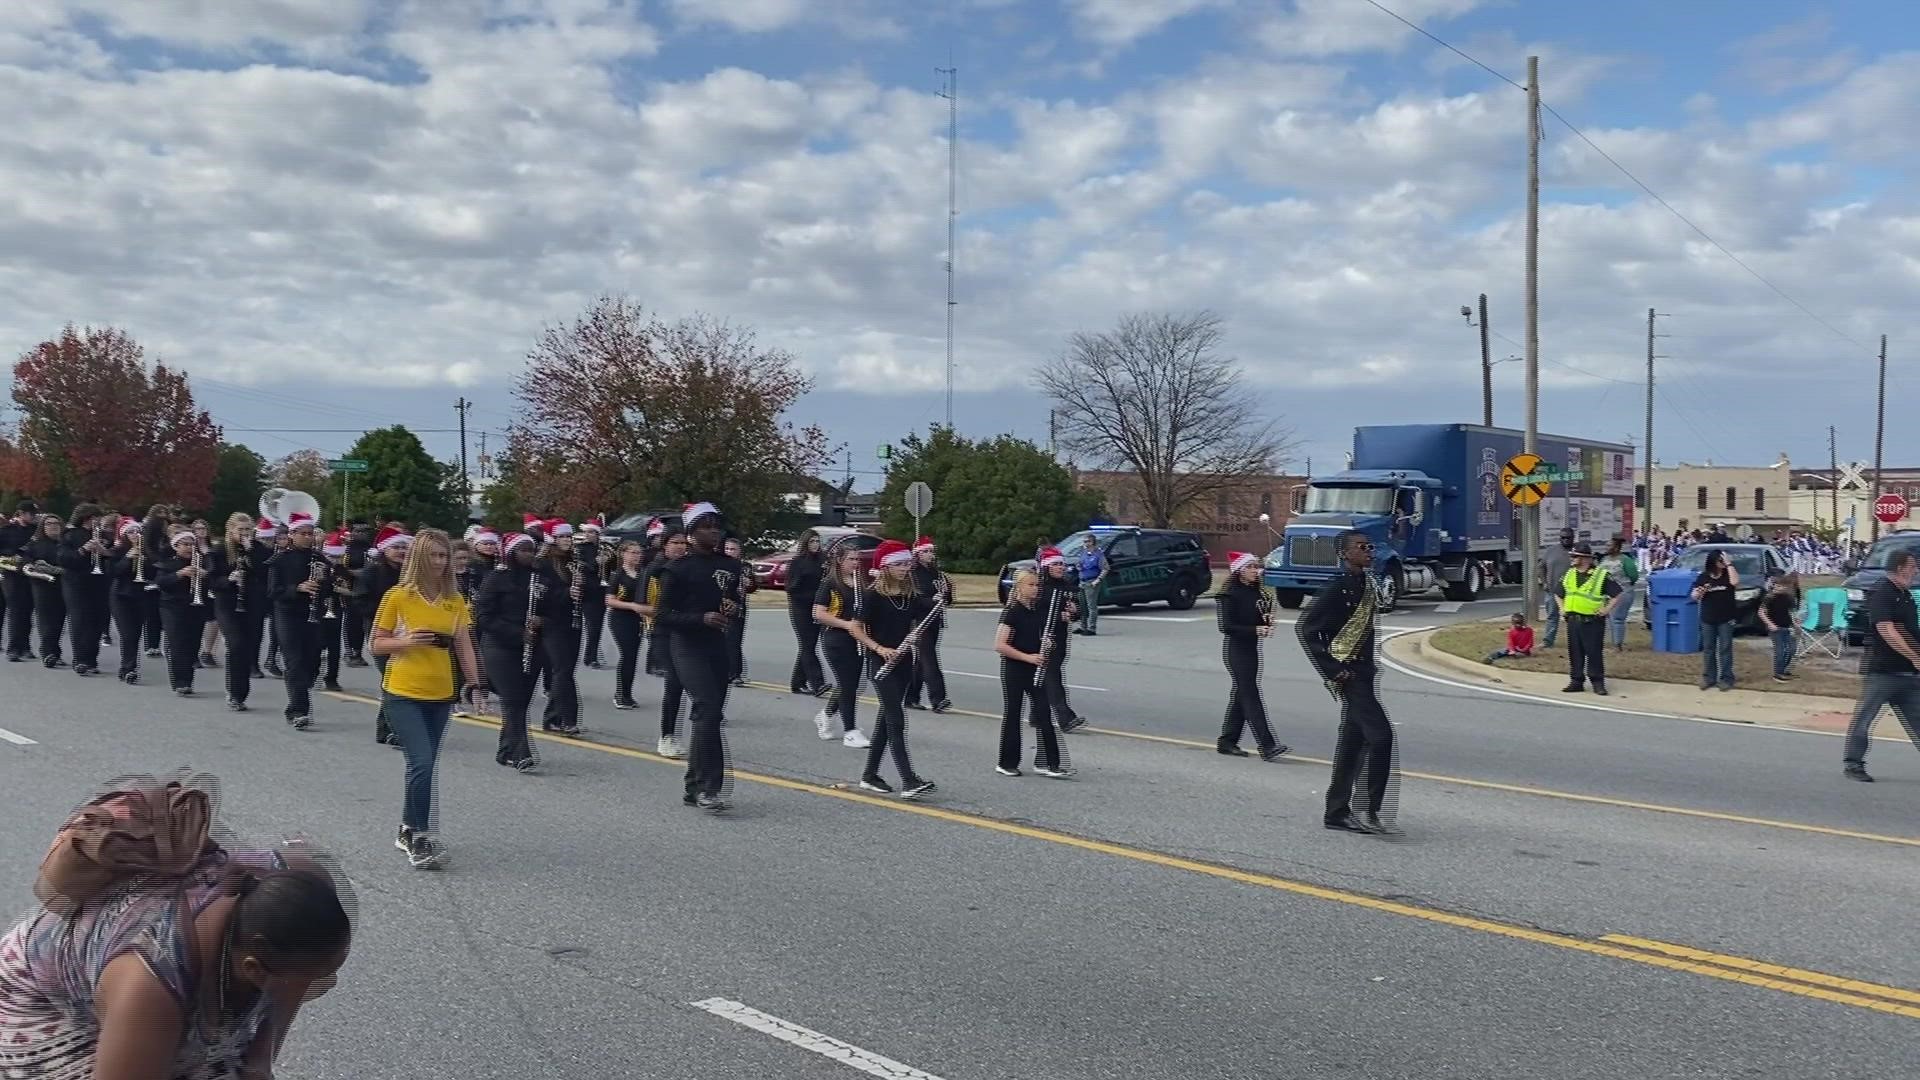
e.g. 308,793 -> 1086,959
690,998 -> 948,1080
1101,614 -> 1206,622
948,670 -> 1108,692
0,727 -> 36,746
1435,601 -> 1463,614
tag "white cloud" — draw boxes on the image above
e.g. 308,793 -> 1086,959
1256,0 -> 1481,58
1066,0 -> 1229,48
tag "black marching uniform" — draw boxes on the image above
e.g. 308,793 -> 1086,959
152,547 -> 210,693
267,544 -> 328,728
533,556 -> 582,735
0,515 -> 34,660
341,532 -> 372,666
25,530 -> 66,666
641,554 -> 685,744
208,538 -> 271,707
576,537 -> 607,667
1037,570 -> 1086,733
814,574 -> 864,737
58,525 -> 112,675
139,515 -> 167,656
354,552 -> 405,744
1297,567 -> 1400,831
474,558 -> 540,769
858,584 -> 937,796
726,559 -> 754,685
1215,577 -> 1288,759
642,549 -> 673,679
605,563 -> 645,708
784,549 -> 826,694
997,594 -> 1067,776
904,560 -> 951,710
106,537 -> 154,681
653,546 -> 744,806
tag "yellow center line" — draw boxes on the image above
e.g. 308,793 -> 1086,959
323,690 -> 1920,1021
731,682 -> 1920,849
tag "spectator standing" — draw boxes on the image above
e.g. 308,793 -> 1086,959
1843,549 -> 1920,782
1691,549 -> 1740,691
1759,572 -> 1800,683
1074,534 -> 1106,636
1598,536 -> 1639,651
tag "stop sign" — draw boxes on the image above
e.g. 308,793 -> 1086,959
1875,492 -> 1909,524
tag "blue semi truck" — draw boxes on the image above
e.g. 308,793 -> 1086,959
1264,423 -> 1637,612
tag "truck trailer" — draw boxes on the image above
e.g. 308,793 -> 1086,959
1264,423 -> 1636,611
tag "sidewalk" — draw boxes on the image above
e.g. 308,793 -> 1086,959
1383,628 -> 1867,738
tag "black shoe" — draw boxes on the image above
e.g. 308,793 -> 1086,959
1217,743 -> 1250,757
376,725 -> 393,745
1844,766 -> 1874,783
5,654 -> 19,663
905,700 -> 927,710
73,664 -> 94,676
174,687 -> 193,697
1592,685 -> 1609,696
1260,744 -> 1291,762
227,699 -> 248,712
858,775 -> 894,794
406,831 -> 447,870
345,655 -> 367,668
696,793 -> 729,813
1363,812 -> 1403,837
145,648 -> 162,659
1323,812 -> 1377,834
1059,714 -> 1088,734
43,656 -> 65,668
264,660 -> 284,677
322,679 -> 342,692
931,699 -> 952,713
613,697 -> 637,710
286,714 -> 312,731
251,667 -> 266,679
900,779 -> 936,800
1561,683 -> 1584,693
198,653 -> 216,668
683,792 -> 699,806
730,676 -> 748,687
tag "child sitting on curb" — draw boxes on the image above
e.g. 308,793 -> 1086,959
1485,612 -> 1535,663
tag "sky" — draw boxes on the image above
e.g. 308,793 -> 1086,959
1,0 -> 1915,501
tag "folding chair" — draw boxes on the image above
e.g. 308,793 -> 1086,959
1796,587 -> 1847,660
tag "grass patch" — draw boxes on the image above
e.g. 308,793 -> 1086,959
747,572 -> 1007,608
1427,619 -> 1865,699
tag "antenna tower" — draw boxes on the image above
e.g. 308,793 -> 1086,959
935,61 -> 957,429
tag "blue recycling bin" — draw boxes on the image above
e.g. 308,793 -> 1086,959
1646,568 -> 1701,654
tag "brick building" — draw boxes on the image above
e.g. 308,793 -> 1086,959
1070,468 -> 1308,561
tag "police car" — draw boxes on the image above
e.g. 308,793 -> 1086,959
997,525 -> 1213,609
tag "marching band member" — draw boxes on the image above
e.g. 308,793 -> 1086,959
138,504 -> 169,658
577,516 -> 608,668
1,501 -> 38,661
847,539 -> 938,799
473,532 -> 541,772
152,528 -> 211,696
26,515 -> 67,668
259,519 -> 285,678
1297,530 -> 1402,837
267,511 -> 325,731
534,519 -> 582,737
784,531 -> 827,695
356,526 -> 411,746
723,536 -> 754,686
106,517 -> 152,682
341,518 -> 373,667
994,568 -> 1070,778
57,504 -> 113,676
904,536 -> 952,712
208,513 -> 269,711
603,540 -> 648,711
641,517 -> 671,677
651,503 -> 740,812
1035,547 -> 1087,733
1215,552 -> 1290,761
316,529 -> 350,693
641,526 -> 689,757
190,518 -> 220,668
811,544 -> 872,748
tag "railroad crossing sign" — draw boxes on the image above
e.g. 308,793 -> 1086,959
1837,461 -> 1869,491
1874,492 -> 1909,524
1499,454 -> 1584,506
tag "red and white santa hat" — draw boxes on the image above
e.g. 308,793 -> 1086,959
285,511 -> 316,533
256,517 -> 278,538
522,512 -> 543,531
1229,551 -> 1260,573
501,532 -> 535,554
1037,546 -> 1066,567
118,516 -> 143,539
169,527 -> 197,546
913,535 -> 935,553
322,529 -> 348,558
579,514 -> 604,534
374,525 -> 411,553
870,539 -> 914,572
645,517 -> 666,538
472,530 -> 500,548
543,517 -> 572,539
683,501 -> 721,526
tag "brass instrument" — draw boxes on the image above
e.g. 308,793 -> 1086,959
130,531 -> 151,587
523,574 -> 547,674
24,559 -> 62,583
233,545 -> 250,614
0,555 -> 21,575
190,544 -> 206,607
90,522 -> 106,575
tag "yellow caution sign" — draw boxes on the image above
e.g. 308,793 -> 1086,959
1501,452 -> 1550,506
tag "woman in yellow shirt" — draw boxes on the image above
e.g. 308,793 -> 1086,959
369,528 -> 487,870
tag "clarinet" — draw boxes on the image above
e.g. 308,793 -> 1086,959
874,596 -> 947,679
522,574 -> 546,674
1034,584 -> 1066,677
570,544 -> 589,631
306,557 -> 327,623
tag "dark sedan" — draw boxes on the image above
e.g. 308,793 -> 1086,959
1650,543 -> 1787,633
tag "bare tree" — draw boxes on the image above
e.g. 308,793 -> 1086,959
1037,311 -> 1296,529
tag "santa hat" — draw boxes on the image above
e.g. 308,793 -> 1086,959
501,532 -> 535,554
913,535 -> 935,553
285,511 -> 316,532
255,517 -> 278,538
683,501 -> 720,526
870,539 -> 914,572
1229,551 -> 1261,573
545,518 -> 573,539
374,525 -> 411,553
645,517 -> 666,538
522,513 -> 542,530
580,515 -> 603,534
169,527 -> 197,546
322,529 -> 348,558
1037,546 -> 1066,567
118,517 -> 143,539
472,530 -> 500,547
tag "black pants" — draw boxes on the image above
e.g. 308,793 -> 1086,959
1324,671 -> 1397,820
266,614 -> 279,666
905,622 -> 948,707
1,574 -> 27,656
214,605 -> 262,703
539,627 -> 581,731
864,657 -> 921,784
726,607 -> 747,682
373,654 -> 392,741
160,604 -> 206,690
110,595 -> 146,677
316,614 -> 341,684
1220,640 -> 1279,753
1041,662 -> 1078,727
581,592 -> 606,665
141,590 -> 162,652
999,660 -> 1061,772
63,582 -> 108,671
344,606 -> 366,661
609,611 -> 642,703
645,621 -> 669,678
276,616 -> 320,720
670,632 -> 731,799
660,651 -> 685,738
31,582 -> 65,661
822,636 -> 862,733
787,596 -> 824,692
1565,612 -> 1607,689
483,641 -> 537,764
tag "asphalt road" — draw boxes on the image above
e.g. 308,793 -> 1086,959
0,595 -> 1913,1079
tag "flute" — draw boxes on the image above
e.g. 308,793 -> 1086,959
522,576 -> 546,674
874,596 -> 947,679
1034,585 -> 1066,677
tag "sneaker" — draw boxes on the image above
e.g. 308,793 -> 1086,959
1059,715 -> 1088,734
322,679 -> 342,692
995,765 -> 1022,777
287,714 -> 312,731
226,699 -> 247,712
145,648 -> 163,659
657,736 -> 682,758
900,779 -> 937,800
696,793 -> 729,813
406,832 -> 447,870
514,757 -> 538,773
858,775 -> 893,794
1844,766 -> 1874,783
814,709 -> 835,740
932,699 -> 952,713
843,729 -> 871,749
174,687 -> 193,697
1260,744 -> 1291,762
905,699 -> 926,710
394,825 -> 413,854
613,697 -> 637,710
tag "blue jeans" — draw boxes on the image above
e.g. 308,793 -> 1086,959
1079,583 -> 1101,632
1700,620 -> 1735,687
383,692 -> 451,833
1844,672 -> 1920,768
1607,592 -> 1633,648
1542,597 -> 1562,648
1770,628 -> 1794,677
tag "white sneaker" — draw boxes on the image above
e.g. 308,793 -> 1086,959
814,708 -> 835,740
657,736 -> 683,758
843,729 -> 871,749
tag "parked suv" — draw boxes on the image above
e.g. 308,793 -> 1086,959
1843,530 -> 1920,647
997,526 -> 1213,610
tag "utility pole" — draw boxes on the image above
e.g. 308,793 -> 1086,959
1642,309 -> 1667,534
1872,334 -> 1887,541
1522,55 -> 1542,622
454,397 -> 472,514
1828,424 -> 1839,533
936,65 -> 958,430
1477,294 -> 1493,427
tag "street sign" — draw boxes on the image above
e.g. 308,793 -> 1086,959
876,444 -> 892,461
1874,492 -> 1909,524
1500,453 -> 1548,506
904,481 -> 933,518
329,459 -> 368,473
1838,462 -> 1868,491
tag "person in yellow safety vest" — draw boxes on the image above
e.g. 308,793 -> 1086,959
1561,541 -> 1624,696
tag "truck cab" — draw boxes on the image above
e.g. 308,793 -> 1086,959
1263,471 -> 1445,612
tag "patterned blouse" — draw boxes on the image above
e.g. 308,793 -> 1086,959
0,847 -> 286,1080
